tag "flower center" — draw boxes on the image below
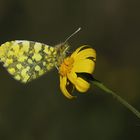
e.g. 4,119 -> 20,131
59,57 -> 74,76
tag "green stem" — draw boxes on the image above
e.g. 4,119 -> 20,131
93,80 -> 140,119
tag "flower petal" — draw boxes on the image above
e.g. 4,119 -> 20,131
60,76 -> 75,99
71,45 -> 96,61
75,77 -> 90,93
73,59 -> 95,74
71,45 -> 90,57
67,71 -> 90,93
67,71 -> 77,85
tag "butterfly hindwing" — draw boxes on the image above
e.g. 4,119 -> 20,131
0,40 -> 57,83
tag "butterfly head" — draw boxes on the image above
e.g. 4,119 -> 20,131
54,27 -> 81,66
54,42 -> 70,66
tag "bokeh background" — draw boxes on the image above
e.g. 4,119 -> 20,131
0,0 -> 140,140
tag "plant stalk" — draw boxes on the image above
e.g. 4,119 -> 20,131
93,80 -> 140,119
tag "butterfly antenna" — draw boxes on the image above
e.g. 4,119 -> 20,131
64,27 -> 81,44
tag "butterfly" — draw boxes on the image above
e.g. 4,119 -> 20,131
0,40 -> 69,83
0,28 -> 81,83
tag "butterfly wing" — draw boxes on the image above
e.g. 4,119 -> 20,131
0,40 -> 57,83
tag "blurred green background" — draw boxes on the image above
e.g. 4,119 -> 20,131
0,0 -> 140,140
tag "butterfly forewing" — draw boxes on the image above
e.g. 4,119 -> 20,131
0,40 -> 58,83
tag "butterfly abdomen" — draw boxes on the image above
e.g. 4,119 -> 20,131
0,40 -> 59,83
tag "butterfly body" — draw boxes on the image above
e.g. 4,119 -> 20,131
0,40 -> 69,83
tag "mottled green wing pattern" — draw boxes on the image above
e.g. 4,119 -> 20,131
0,40 -> 58,83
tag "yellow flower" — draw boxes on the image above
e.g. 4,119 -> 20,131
59,45 -> 96,99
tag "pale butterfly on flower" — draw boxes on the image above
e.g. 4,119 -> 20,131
0,28 -> 140,119
0,29 -> 81,83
